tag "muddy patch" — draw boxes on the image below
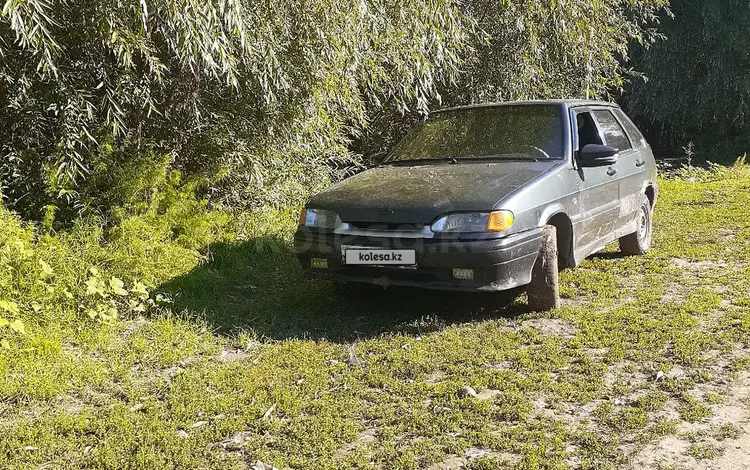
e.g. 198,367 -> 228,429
220,430 -> 254,451
482,361 -> 513,371
219,348 -> 249,363
333,428 -> 378,460
475,389 -> 501,400
428,447 -> 519,469
586,348 -> 609,360
712,430 -> 750,470
717,228 -> 737,242
521,318 -> 576,337
602,360 -> 650,389
427,455 -> 467,470
662,283 -> 686,302
425,370 -> 446,384
628,435 -> 691,469
670,258 -> 728,271
629,371 -> 750,469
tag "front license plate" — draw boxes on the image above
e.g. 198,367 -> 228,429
343,247 -> 416,266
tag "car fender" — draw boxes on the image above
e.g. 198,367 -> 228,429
538,204 -> 568,229
538,206 -> 577,268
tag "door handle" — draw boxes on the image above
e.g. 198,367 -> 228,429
607,168 -> 617,176
635,159 -> 645,167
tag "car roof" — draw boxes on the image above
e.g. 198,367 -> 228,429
433,99 -> 620,114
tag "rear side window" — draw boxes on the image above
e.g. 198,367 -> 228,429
613,109 -> 646,149
592,110 -> 632,152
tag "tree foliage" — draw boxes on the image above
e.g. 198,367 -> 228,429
624,0 -> 750,160
0,0 -> 468,217
0,0 -> 672,219
459,0 -> 668,102
353,0 -> 669,158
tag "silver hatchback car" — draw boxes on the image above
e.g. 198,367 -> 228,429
294,100 -> 658,310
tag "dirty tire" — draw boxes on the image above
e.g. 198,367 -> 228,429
619,194 -> 652,256
526,225 -> 560,311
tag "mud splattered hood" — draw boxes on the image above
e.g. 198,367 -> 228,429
308,160 -> 560,224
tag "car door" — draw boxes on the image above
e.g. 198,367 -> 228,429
611,108 -> 653,231
571,107 -> 622,256
591,108 -> 645,236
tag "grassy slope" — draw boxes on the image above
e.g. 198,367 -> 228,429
1,168 -> 750,469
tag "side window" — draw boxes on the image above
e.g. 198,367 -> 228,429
574,111 -> 603,150
592,110 -> 631,152
613,109 -> 646,149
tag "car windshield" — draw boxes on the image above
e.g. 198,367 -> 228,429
387,105 -> 565,163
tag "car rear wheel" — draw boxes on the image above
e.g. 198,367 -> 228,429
526,225 -> 560,311
619,194 -> 652,256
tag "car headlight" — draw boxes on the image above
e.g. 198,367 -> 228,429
299,208 -> 342,229
431,210 -> 514,233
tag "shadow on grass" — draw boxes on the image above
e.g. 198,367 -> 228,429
588,251 -> 626,261
158,236 -> 526,342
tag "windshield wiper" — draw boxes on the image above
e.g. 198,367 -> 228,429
384,157 -> 458,166
463,154 -> 541,162
384,155 -> 543,165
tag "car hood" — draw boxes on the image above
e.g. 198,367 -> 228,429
309,160 -> 560,224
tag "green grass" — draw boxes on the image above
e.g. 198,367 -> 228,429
687,443 -> 724,460
2,165 -> 750,468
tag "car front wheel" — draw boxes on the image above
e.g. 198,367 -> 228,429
526,225 -> 560,311
619,194 -> 653,256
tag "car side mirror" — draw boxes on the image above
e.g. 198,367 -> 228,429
579,144 -> 618,167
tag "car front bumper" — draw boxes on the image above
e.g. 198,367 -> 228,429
293,227 -> 543,292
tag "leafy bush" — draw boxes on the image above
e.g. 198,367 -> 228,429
0,155 -> 234,347
667,155 -> 749,183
